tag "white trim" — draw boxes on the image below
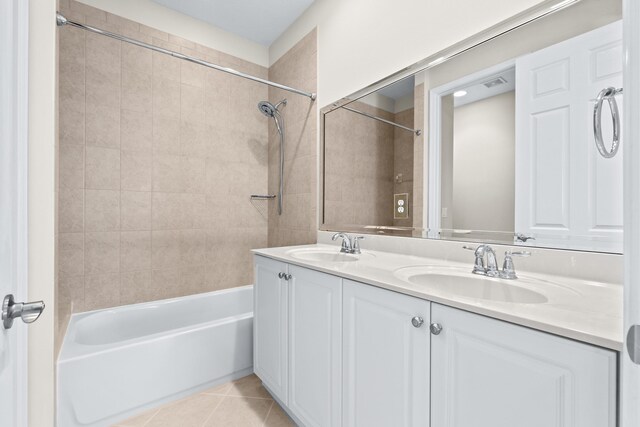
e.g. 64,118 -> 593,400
0,0 -> 29,425
622,0 -> 640,424
425,59 -> 516,238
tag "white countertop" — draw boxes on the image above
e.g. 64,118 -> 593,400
253,244 -> 623,351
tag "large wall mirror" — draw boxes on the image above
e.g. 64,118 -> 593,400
321,0 -> 623,253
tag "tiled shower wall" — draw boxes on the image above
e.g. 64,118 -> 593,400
267,30 -> 318,247
56,1 -> 311,333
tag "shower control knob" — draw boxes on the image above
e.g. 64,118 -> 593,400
411,316 -> 424,328
430,323 -> 443,335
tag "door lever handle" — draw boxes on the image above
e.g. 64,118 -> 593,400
2,294 -> 45,329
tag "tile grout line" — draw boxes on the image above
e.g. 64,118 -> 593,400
139,407 -> 161,427
198,393 -> 226,427
262,400 -> 275,427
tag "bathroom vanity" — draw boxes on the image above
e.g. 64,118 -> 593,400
252,244 -> 619,427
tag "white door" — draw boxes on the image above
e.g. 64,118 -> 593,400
1,1 -> 31,425
253,255 -> 289,404
515,21 -> 623,252
288,265 -> 341,427
622,1 -> 640,425
343,280 -> 430,427
430,304 -> 617,427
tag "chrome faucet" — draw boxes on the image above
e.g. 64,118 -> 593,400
464,244 -> 530,279
331,233 -> 364,254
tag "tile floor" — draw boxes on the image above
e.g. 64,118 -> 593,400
113,374 -> 296,427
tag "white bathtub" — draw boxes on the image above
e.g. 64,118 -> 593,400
57,285 -> 254,427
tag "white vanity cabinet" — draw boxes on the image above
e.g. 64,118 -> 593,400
254,255 -> 289,404
288,265 -> 342,427
253,256 -> 342,426
253,255 -> 618,427
342,280 -> 430,427
430,303 -> 618,427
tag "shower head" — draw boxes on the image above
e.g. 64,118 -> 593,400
257,99 -> 287,117
258,101 -> 277,117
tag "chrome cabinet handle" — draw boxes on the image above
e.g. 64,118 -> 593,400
284,274 -> 292,281
2,294 -> 45,329
278,272 -> 285,279
430,323 -> 443,335
411,316 -> 424,328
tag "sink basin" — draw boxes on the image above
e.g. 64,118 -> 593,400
394,266 -> 548,304
287,248 -> 361,263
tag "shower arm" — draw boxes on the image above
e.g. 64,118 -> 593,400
56,12 -> 317,101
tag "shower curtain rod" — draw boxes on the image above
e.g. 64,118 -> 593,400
56,13 -> 317,101
341,105 -> 422,136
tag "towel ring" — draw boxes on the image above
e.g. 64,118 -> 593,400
593,86 -> 622,158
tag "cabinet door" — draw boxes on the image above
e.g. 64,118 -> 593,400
431,303 -> 617,427
253,255 -> 288,404
343,280 -> 430,427
288,265 -> 342,427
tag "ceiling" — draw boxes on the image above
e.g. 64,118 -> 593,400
151,0 -> 315,46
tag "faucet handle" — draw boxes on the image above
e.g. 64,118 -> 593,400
463,245 -> 486,275
352,236 -> 364,254
501,250 -> 531,279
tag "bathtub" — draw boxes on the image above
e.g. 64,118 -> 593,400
57,285 -> 254,427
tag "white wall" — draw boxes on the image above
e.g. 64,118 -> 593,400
270,0 -> 553,107
76,0 -> 269,66
452,91 -> 515,232
29,0 -> 57,425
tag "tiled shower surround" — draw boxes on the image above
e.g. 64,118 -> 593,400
56,1 -> 317,336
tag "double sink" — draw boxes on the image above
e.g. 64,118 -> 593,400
286,247 -> 556,304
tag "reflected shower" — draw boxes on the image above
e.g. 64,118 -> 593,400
258,99 -> 287,215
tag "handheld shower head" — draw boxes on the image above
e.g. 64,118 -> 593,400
257,99 -> 286,117
258,101 -> 277,117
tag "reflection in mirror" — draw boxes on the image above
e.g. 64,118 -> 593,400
321,0 -> 622,253
323,75 -> 422,236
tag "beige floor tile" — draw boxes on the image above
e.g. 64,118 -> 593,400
226,374 -> 272,399
264,402 -> 296,427
145,394 -> 223,427
203,397 -> 273,427
201,381 -> 233,396
111,407 -> 159,427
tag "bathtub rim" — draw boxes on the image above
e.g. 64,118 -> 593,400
58,285 -> 254,363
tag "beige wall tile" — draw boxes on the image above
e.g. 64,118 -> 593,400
58,233 -> 84,278
181,84 -> 205,123
85,189 -> 120,231
120,270 -> 154,305
180,120 -> 208,158
122,69 -> 153,114
85,273 -> 120,311
153,51 -> 180,83
121,110 -> 152,153
57,8 -> 304,319
59,188 -> 84,233
122,43 -> 152,75
85,232 -> 120,275
121,231 -> 152,272
151,192 -> 183,229
153,116 -> 181,155
59,144 -> 84,189
121,151 -> 152,191
69,0 -> 107,20
86,103 -> 120,148
121,191 -> 152,231
182,157 -> 206,194
152,230 -> 181,269
153,154 -> 183,192
180,229 -> 206,267
86,146 -> 120,190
